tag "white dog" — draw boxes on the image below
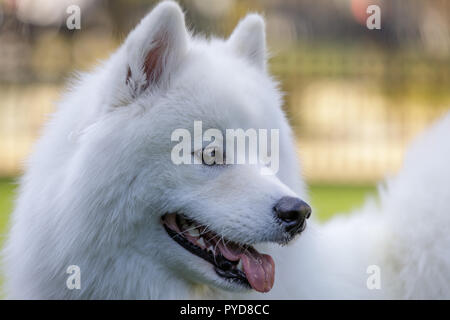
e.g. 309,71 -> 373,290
3,1 -> 450,299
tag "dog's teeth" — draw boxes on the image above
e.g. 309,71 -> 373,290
197,237 -> 206,248
237,260 -> 243,270
188,228 -> 200,237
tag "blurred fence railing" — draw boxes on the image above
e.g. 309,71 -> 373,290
271,47 -> 450,183
0,41 -> 449,183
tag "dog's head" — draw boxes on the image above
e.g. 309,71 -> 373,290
81,1 -> 311,293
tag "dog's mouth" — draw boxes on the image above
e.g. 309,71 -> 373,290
162,213 -> 275,293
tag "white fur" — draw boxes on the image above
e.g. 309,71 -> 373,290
2,1 -> 450,299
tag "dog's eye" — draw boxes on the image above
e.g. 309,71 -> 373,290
193,148 -> 224,166
202,147 -> 221,166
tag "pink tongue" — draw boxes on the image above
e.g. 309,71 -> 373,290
218,242 -> 275,293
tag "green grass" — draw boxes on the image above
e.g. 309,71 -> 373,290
0,178 -> 15,243
309,184 -> 376,221
0,178 -> 16,297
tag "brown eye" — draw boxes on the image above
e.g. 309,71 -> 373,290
199,147 -> 225,166
202,147 -> 216,166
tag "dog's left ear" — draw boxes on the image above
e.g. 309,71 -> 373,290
228,14 -> 266,71
124,1 -> 188,95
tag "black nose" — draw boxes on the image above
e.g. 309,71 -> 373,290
274,196 -> 311,235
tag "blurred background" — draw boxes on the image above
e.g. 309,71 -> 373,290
0,0 -> 449,241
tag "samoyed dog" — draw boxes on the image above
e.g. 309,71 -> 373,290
3,1 -> 450,299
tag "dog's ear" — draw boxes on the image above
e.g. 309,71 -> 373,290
228,14 -> 266,71
124,1 -> 188,95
